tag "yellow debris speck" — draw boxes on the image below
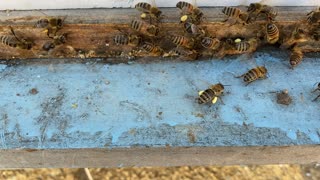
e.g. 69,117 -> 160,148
71,103 -> 78,109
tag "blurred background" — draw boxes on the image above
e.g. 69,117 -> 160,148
1,164 -> 319,179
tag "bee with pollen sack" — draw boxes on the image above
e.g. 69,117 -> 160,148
135,1 -> 162,23
197,83 -> 226,105
176,1 -> 204,24
35,17 -> 65,37
130,19 -> 160,37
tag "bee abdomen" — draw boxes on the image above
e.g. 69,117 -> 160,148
0,36 -> 17,47
142,43 -> 154,52
135,2 -> 152,12
222,7 -> 241,18
170,36 -> 184,46
176,1 -> 193,12
290,50 -> 303,68
170,35 -> 193,48
113,35 -> 129,45
201,37 -> 220,50
266,23 -> 279,44
198,89 -> 215,104
236,41 -> 250,52
244,69 -> 259,82
131,20 -> 142,31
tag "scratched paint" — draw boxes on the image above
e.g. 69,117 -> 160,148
0,51 -> 319,149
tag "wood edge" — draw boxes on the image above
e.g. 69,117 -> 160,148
0,7 -> 317,25
0,145 -> 319,168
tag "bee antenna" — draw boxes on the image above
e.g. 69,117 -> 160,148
9,26 -> 22,42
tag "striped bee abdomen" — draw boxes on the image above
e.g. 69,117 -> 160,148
266,23 -> 279,44
176,1 -> 194,13
222,7 -> 241,18
290,50 -> 303,68
0,36 -> 17,47
131,20 -> 142,31
201,37 -> 220,50
243,66 -> 267,83
113,35 -> 129,45
236,41 -> 250,52
135,2 -> 152,12
198,89 -> 216,104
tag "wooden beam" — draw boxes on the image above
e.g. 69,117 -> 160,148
0,7 -> 319,63
0,145 -> 319,168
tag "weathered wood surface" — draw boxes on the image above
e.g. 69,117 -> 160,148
0,7 -> 319,63
0,146 -> 319,168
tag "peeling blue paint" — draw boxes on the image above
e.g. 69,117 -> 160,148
0,52 -> 319,149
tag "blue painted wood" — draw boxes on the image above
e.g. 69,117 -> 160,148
0,52 -> 319,149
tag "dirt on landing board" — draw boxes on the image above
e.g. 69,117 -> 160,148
0,164 -> 319,180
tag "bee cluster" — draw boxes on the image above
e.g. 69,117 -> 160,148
109,2 -> 319,69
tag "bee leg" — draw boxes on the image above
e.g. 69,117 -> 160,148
245,81 -> 253,86
312,94 -> 320,102
235,74 -> 244,78
219,98 -> 225,105
312,88 -> 320,93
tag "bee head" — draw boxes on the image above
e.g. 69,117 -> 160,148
260,66 -> 268,74
266,23 -> 274,30
248,3 -> 261,12
151,7 -> 162,17
57,18 -> 63,28
42,41 -> 55,51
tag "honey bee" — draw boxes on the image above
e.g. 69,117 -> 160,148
163,47 -> 198,60
42,33 -> 67,51
201,37 -> 221,50
235,38 -> 259,53
312,82 -> 320,101
35,17 -> 65,37
131,19 -> 159,36
42,41 -> 55,51
183,22 -> 205,37
113,34 -> 141,47
247,3 -> 277,21
142,42 -> 164,56
266,23 -> 279,44
197,83 -> 225,104
289,48 -> 303,69
135,1 -> 162,22
176,1 -> 204,24
0,26 -> 33,50
169,35 -> 195,49
236,66 -> 268,85
222,7 -> 249,24
307,7 -> 320,24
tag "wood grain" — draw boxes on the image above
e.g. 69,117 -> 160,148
0,145 -> 319,168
